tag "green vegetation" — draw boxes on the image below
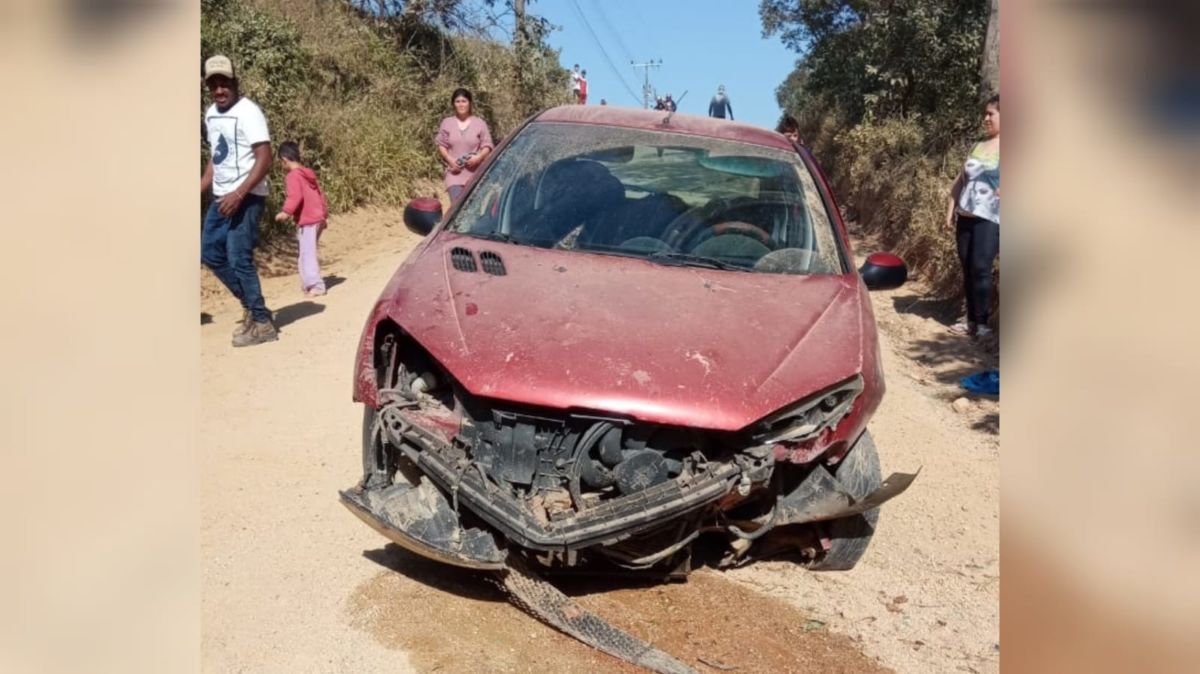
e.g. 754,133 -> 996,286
762,0 -> 993,294
201,0 -> 570,229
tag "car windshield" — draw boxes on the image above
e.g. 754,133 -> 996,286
448,122 -> 846,275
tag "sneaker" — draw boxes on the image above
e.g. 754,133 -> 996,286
232,319 -> 279,347
975,325 -> 995,339
949,319 -> 976,336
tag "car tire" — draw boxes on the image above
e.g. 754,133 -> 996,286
805,430 -> 882,571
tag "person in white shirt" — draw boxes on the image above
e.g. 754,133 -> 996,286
570,64 -> 582,97
200,54 -> 278,347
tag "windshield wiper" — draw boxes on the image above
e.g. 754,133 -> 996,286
468,231 -> 524,246
646,250 -> 745,271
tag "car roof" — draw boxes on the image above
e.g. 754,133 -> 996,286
535,105 -> 794,152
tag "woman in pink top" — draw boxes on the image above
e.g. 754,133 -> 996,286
435,88 -> 494,201
274,141 -> 329,296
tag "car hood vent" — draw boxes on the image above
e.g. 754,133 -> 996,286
449,247 -> 478,272
479,250 -> 507,276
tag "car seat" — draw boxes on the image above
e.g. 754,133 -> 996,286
524,159 -> 626,246
583,192 -> 689,248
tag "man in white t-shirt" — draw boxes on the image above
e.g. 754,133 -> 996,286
201,54 -> 278,347
570,64 -> 582,97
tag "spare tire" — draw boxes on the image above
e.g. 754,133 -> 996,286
805,430 -> 883,571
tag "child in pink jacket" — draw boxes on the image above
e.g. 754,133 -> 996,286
274,141 -> 329,296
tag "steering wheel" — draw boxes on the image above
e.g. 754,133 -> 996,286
710,221 -> 771,243
662,198 -> 772,251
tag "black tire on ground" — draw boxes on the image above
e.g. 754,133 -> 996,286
805,430 -> 883,571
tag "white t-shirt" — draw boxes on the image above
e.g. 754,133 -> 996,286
570,70 -> 581,92
204,97 -> 270,197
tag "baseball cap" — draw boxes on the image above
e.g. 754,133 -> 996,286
204,55 -> 236,81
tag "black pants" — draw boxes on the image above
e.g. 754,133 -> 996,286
955,215 -> 1000,325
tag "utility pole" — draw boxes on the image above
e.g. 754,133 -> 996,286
631,59 -> 663,109
514,0 -> 525,45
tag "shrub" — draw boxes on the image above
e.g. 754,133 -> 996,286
201,0 -> 568,240
805,115 -> 971,297
765,0 -> 993,299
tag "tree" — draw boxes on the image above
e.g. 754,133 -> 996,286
980,0 -> 999,97
761,0 -> 990,146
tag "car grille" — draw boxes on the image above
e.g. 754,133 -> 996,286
479,250 -> 507,276
449,247 -> 478,272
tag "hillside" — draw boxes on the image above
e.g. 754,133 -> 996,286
201,0 -> 570,228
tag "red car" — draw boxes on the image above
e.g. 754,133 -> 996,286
341,106 -> 915,578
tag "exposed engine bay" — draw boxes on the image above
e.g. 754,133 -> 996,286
340,327 -> 917,577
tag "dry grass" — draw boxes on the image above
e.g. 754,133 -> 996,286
203,0 -> 567,242
806,114 -> 975,298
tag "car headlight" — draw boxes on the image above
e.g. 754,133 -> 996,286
752,375 -> 864,444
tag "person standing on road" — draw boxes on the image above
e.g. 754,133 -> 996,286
201,54 -> 278,347
435,88 -> 494,202
578,69 -> 589,105
946,94 -> 1001,339
708,84 -> 734,120
274,141 -> 329,298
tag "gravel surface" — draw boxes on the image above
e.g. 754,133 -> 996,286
201,210 -> 998,673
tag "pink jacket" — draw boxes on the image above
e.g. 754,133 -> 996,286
282,166 -> 329,226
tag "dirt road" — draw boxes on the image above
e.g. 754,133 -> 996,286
201,210 -> 999,673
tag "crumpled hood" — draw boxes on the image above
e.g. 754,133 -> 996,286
383,234 -> 866,431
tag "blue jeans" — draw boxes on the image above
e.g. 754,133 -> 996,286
201,194 -> 270,322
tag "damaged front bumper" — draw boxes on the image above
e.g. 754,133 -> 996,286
773,464 -> 919,527
340,481 -> 508,570
340,403 -> 917,570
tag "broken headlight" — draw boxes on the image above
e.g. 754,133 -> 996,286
752,375 -> 864,444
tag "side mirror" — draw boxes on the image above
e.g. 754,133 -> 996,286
859,252 -> 908,290
403,197 -> 442,236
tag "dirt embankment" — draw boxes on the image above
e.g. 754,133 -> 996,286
201,209 -> 998,674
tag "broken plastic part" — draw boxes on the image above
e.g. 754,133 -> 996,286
339,481 -> 506,570
773,467 -> 920,526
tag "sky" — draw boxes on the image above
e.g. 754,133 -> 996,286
528,0 -> 800,130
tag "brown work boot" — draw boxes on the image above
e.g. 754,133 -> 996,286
232,318 -> 278,347
232,309 -> 252,338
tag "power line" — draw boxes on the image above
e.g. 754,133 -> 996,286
584,0 -> 635,64
568,0 -> 642,105
569,0 -> 641,105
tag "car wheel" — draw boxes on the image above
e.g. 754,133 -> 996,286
805,430 -> 882,571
